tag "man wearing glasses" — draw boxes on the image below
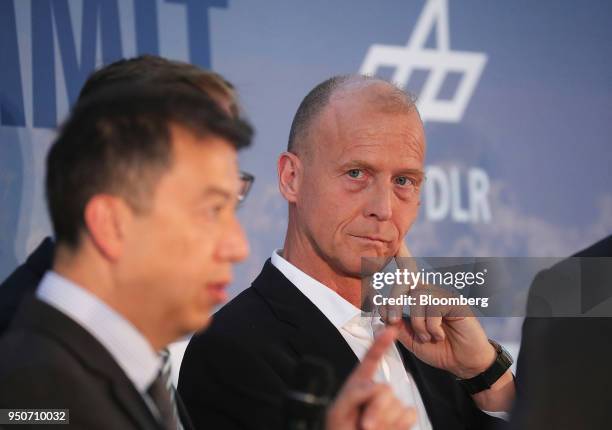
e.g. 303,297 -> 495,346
0,56 -> 248,336
0,80 -> 252,429
0,61 -> 417,430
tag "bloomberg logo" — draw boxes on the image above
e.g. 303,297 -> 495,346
359,0 -> 491,224
0,0 -> 227,129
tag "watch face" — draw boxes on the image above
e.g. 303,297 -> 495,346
488,339 -> 503,353
489,339 -> 514,367
501,348 -> 514,366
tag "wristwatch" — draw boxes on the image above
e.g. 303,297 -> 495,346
458,339 -> 513,395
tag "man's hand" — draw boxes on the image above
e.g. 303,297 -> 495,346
326,326 -> 417,430
387,242 -> 515,412
389,242 -> 495,378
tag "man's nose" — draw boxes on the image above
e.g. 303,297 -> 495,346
217,215 -> 250,263
364,181 -> 393,221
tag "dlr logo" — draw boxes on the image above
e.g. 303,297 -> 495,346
424,166 -> 492,223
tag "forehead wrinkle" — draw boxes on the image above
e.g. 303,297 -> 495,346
310,85 -> 426,165
337,120 -> 426,163
336,142 -> 424,174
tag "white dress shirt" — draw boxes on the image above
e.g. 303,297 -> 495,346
37,271 -> 162,414
271,250 -> 433,430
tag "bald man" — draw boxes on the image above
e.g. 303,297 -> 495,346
179,76 -> 515,429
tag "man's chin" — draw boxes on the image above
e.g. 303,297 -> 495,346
336,254 -> 391,279
351,242 -> 393,259
360,253 -> 394,275
184,311 -> 213,335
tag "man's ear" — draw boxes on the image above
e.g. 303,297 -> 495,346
277,151 -> 302,203
83,195 -> 132,261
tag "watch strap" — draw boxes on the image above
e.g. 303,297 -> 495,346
458,339 -> 513,395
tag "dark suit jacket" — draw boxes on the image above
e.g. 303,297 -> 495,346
511,235 -> 612,429
0,296 -> 194,430
178,260 -> 503,430
0,237 -> 54,336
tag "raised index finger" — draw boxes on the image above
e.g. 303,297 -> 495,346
349,326 -> 398,382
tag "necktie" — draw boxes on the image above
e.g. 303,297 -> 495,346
148,348 -> 183,430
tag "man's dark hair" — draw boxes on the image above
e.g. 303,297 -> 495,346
287,75 -> 416,154
46,83 -> 252,248
79,55 -> 239,116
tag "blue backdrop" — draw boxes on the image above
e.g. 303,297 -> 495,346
1,0 -> 611,346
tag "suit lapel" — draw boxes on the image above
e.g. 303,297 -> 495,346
13,298 -> 163,430
252,260 -> 468,427
253,260 -> 359,393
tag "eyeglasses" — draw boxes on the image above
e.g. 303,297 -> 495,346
238,171 -> 255,203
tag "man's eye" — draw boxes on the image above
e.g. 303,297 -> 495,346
347,169 -> 364,179
394,176 -> 414,186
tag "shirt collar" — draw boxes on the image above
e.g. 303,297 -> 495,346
271,249 -> 363,328
37,271 -> 162,393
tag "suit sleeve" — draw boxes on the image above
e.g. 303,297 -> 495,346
0,238 -> 54,336
512,268 -> 612,429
